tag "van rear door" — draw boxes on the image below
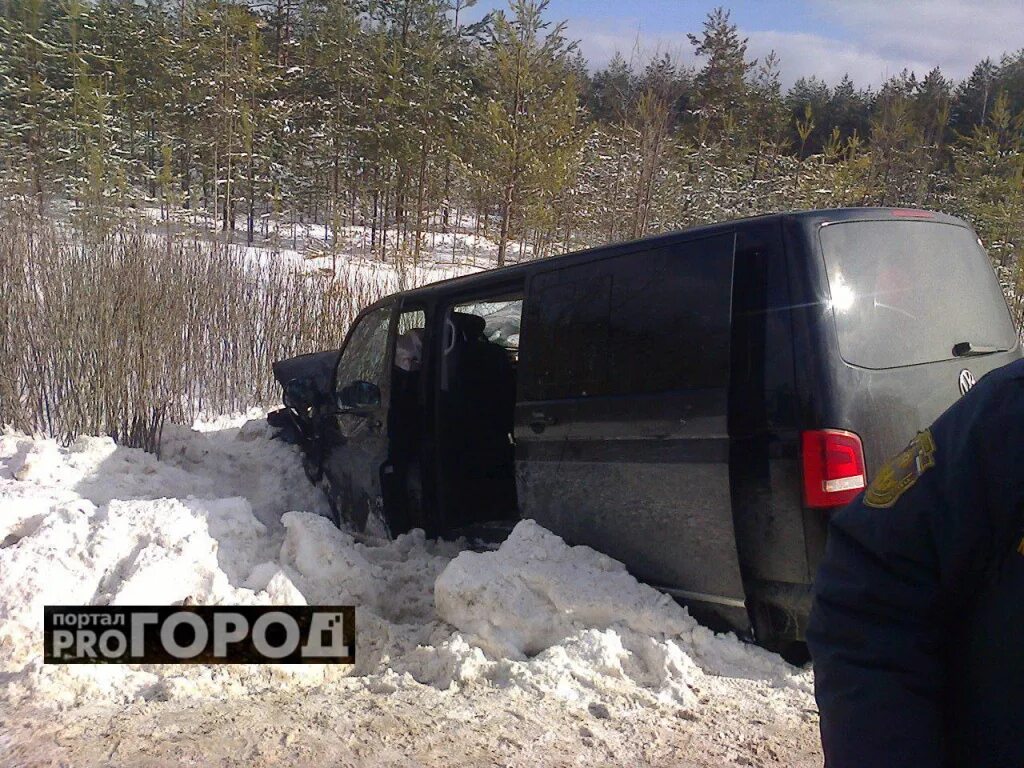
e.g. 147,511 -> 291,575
811,214 -> 1021,475
515,233 -> 749,631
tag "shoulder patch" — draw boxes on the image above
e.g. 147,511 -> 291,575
864,429 -> 937,509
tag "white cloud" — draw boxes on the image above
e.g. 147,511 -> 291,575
567,0 -> 1024,91
572,23 -> 919,89
568,19 -> 696,73
811,0 -> 1024,76
744,30 -> 935,89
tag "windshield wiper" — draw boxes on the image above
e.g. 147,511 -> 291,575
952,341 -> 1006,357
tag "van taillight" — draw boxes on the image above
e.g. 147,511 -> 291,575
801,430 -> 867,509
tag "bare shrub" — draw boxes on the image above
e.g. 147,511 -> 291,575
0,205 -> 386,451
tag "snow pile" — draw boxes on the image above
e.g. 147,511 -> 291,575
0,418 -> 811,716
419,520 -> 808,707
436,519 -> 693,658
0,419 -> 339,704
0,421 -> 457,705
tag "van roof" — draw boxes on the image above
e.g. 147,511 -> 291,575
373,207 -> 969,307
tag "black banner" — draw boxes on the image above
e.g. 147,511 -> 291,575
44,605 -> 355,664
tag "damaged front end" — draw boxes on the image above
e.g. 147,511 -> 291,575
266,349 -> 339,482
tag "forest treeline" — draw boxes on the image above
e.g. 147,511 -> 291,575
2,0 -> 1024,292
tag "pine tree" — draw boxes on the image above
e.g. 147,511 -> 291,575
952,59 -> 998,134
476,0 -> 581,265
786,77 -> 830,155
829,75 -> 871,146
867,71 -> 931,205
588,52 -> 633,122
688,7 -> 753,139
747,50 -> 787,172
992,50 -> 1024,124
627,53 -> 683,238
952,91 -> 1024,269
0,0 -> 71,207
913,67 -> 951,148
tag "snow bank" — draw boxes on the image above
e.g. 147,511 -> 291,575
426,520 -> 809,706
435,519 -> 693,659
0,418 -> 811,717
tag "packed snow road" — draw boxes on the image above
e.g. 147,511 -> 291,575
0,416 -> 822,766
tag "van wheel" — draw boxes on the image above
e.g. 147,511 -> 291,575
324,488 -> 343,530
777,641 -> 810,666
318,475 -> 346,531
302,455 -> 322,484
362,503 -> 392,539
321,477 -> 395,539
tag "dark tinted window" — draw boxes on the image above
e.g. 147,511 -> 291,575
527,275 -> 611,397
730,222 -> 796,432
820,221 -> 1017,369
522,234 -> 735,400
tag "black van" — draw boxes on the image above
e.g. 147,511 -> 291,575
272,208 -> 1021,648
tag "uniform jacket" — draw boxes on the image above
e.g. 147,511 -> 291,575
808,357 -> 1024,767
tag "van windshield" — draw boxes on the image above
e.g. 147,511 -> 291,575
819,220 -> 1017,369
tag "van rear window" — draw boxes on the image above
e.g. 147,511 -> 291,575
819,220 -> 1017,369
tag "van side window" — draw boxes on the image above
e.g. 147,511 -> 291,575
395,309 -> 426,372
521,234 -> 735,400
335,305 -> 392,397
527,276 -> 611,397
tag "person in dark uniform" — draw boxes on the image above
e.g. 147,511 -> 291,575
807,357 -> 1024,768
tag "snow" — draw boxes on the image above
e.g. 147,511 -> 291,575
139,205 -> 532,288
0,417 -> 820,764
436,519 -> 695,659
430,519 -> 809,706
0,419 -> 334,705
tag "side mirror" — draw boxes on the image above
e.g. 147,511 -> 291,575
283,377 -> 319,410
337,380 -> 381,409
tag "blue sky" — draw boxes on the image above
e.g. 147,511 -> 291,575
463,0 -> 1024,89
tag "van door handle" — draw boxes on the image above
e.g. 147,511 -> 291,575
529,412 -> 558,433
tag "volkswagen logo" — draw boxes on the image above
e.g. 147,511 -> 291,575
958,368 -> 976,396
